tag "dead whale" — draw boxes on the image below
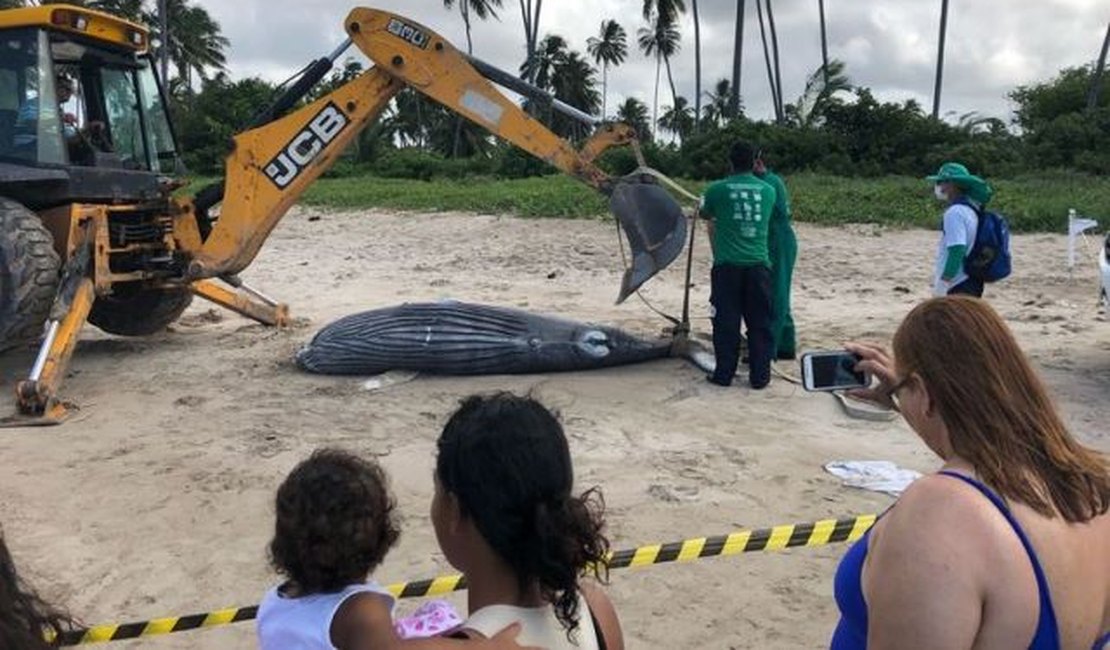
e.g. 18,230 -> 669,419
296,301 -> 673,376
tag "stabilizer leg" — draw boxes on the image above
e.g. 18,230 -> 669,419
190,278 -> 290,327
6,237 -> 96,425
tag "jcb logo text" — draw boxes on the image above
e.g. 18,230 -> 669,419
387,18 -> 430,49
264,103 -> 348,189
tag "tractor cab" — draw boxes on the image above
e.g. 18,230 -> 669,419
0,5 -> 181,210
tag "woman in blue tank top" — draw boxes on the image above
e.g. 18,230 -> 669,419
832,297 -> 1110,650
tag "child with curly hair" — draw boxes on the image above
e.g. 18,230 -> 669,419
257,448 -> 530,650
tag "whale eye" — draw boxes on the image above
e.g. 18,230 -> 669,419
577,330 -> 611,358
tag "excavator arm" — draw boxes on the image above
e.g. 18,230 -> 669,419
185,8 -> 685,299
10,7 -> 687,423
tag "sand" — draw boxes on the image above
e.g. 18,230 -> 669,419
1,207 -> 1107,649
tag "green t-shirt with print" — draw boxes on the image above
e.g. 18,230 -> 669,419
701,173 -> 776,266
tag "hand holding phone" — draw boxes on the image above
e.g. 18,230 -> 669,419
801,350 -> 870,392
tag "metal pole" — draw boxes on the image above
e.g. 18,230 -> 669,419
465,55 -> 600,126
932,0 -> 949,120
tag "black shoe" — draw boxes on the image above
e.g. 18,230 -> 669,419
776,351 -> 796,361
750,379 -> 770,390
706,373 -> 731,387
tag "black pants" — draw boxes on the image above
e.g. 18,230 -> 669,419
710,263 -> 773,388
948,277 -> 984,298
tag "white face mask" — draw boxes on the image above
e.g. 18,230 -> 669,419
934,185 -> 948,202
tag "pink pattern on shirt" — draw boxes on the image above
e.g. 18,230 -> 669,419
394,600 -> 464,639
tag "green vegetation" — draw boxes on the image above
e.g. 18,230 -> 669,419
301,175 -> 609,219
230,171 -> 1108,234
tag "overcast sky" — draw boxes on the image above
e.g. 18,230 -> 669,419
194,0 -> 1109,124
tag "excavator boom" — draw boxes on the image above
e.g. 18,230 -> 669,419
187,8 -> 686,293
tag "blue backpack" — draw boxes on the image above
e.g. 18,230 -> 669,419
958,199 -> 1012,282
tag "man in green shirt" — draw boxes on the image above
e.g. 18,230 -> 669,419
755,149 -> 797,360
700,140 -> 777,389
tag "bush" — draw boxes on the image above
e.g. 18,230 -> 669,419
595,142 -> 685,178
494,145 -> 557,179
368,149 -> 493,180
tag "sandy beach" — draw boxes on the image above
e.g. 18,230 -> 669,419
1,207 -> 1107,649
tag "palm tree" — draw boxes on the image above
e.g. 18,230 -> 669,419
932,0 -> 949,119
550,50 -> 601,140
642,0 -> 686,24
789,58 -> 851,128
730,0 -> 744,119
818,0 -> 829,83
616,97 -> 652,141
755,0 -> 781,122
953,111 -> 1007,135
658,96 -> 693,143
638,16 -> 681,138
522,35 -> 568,92
642,0 -> 686,110
765,0 -> 784,121
1087,23 -> 1110,112
586,19 -> 628,120
85,0 -> 144,20
517,0 -> 544,82
142,0 -> 227,91
702,78 -> 737,127
443,0 -> 503,55
691,0 -> 702,132
443,0 -> 502,156
388,89 -> 429,148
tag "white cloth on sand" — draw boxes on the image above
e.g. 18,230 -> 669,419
824,460 -> 922,497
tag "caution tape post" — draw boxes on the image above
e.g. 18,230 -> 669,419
57,514 -> 876,646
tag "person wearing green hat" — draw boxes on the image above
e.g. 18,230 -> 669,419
755,148 -> 797,360
926,162 -> 994,298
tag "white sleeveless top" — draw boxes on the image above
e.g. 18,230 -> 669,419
463,594 -> 600,650
256,581 -> 395,650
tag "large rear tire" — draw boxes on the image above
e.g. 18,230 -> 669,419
0,198 -> 61,352
88,284 -> 193,336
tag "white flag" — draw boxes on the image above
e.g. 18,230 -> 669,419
1067,210 -> 1099,269
1069,215 -> 1098,236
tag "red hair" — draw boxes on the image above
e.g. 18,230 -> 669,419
894,297 -> 1109,522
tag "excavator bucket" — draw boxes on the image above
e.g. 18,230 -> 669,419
609,179 -> 689,304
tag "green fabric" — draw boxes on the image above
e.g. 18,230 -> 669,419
759,171 -> 792,222
759,169 -> 796,357
926,161 -> 994,205
701,173 -> 776,266
943,244 -> 967,280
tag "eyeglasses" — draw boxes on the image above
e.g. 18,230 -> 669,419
885,375 -> 911,414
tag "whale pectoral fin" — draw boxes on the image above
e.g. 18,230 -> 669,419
610,180 -> 688,304
360,370 -> 420,392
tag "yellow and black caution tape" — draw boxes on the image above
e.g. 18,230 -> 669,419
56,513 -> 876,645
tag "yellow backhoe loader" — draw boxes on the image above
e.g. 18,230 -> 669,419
0,5 -> 687,424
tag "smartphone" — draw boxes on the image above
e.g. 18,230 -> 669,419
800,350 -> 869,392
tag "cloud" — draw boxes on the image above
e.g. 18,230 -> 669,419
193,0 -> 1109,123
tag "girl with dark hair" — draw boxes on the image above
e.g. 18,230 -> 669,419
258,448 -> 530,650
0,531 -> 74,649
833,297 -> 1110,650
432,392 -> 624,649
